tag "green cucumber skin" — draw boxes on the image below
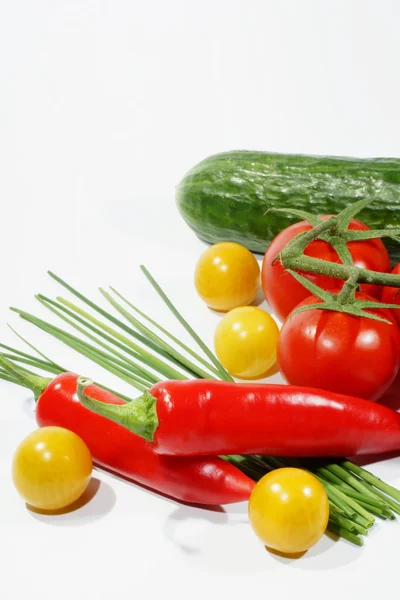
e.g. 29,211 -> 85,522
176,151 -> 400,261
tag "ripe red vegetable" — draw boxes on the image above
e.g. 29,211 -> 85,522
262,218 -> 391,322
35,372 -> 254,505
381,263 -> 400,327
77,375 -> 400,458
277,292 -> 400,401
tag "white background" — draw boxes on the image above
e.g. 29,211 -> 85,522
1,1 -> 400,598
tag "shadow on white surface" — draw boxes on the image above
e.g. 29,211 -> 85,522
101,464 -> 251,515
163,504 -> 231,555
22,395 -> 35,418
266,529 -> 363,570
99,464 -> 212,508
27,478 -> 116,526
163,502 -> 364,572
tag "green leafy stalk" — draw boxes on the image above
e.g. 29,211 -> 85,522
140,266 -> 234,382
12,306 -> 186,383
326,464 -> 389,504
99,288 -> 218,380
222,455 -> 265,481
329,510 -> 368,536
355,500 -> 395,520
0,339 -> 62,373
5,264 -> 399,547
7,324 -> 66,372
327,522 -> 363,547
339,475 -> 400,516
109,286 -> 222,378
35,295 -> 159,385
0,354 -> 63,375
47,272 -> 194,378
37,295 -> 162,383
11,309 -> 149,392
330,486 -> 387,510
70,339 -> 152,390
0,348 -> 135,404
51,296 -> 188,381
342,461 -> 400,503
263,456 -> 374,524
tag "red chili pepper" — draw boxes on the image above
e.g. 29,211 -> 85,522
77,377 -> 400,457
34,372 -> 254,505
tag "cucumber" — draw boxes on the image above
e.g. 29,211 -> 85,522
176,151 -> 400,260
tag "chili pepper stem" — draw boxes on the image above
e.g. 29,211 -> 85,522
0,354 -> 50,400
76,376 -> 158,442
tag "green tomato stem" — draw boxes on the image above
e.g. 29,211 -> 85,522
278,208 -> 400,288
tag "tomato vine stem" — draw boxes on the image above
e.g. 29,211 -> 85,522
275,200 -> 400,287
273,199 -> 400,320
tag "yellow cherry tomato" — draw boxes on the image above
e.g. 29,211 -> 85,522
12,426 -> 92,511
248,468 -> 329,555
214,306 -> 279,378
194,242 -> 260,311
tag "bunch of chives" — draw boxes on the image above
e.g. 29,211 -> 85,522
2,268 -> 400,547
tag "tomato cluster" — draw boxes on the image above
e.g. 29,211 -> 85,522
194,221 -> 400,402
262,218 -> 391,322
262,217 -> 400,402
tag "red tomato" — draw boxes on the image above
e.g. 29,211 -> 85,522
381,263 -> 400,327
262,218 -> 391,322
277,293 -> 400,402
